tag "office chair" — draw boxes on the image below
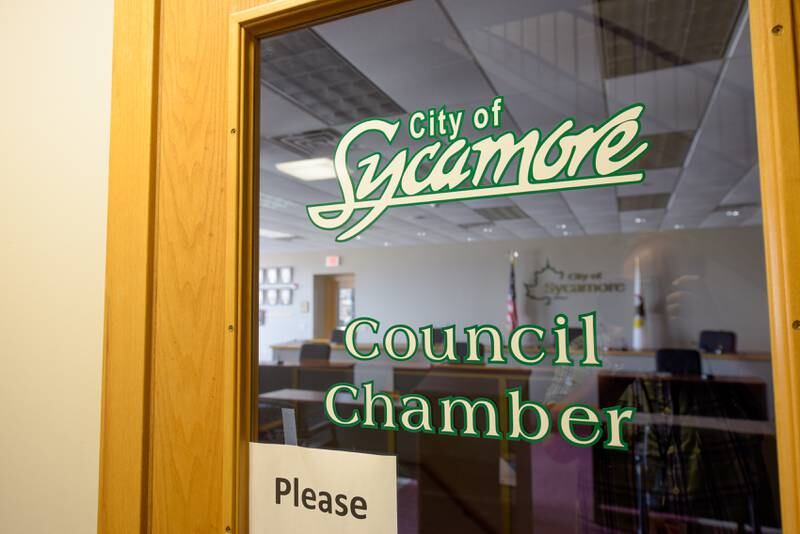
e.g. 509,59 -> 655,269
567,327 -> 583,346
699,330 -> 736,354
431,328 -> 444,345
454,341 -> 485,360
330,328 -> 345,344
656,348 -> 702,375
299,342 -> 331,363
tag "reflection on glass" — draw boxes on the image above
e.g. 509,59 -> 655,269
254,0 -> 780,532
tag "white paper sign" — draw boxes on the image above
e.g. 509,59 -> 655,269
250,443 -> 397,534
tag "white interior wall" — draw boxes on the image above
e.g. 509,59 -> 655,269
0,0 -> 112,531
259,226 -> 770,361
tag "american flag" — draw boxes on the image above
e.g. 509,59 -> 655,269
507,254 -> 518,333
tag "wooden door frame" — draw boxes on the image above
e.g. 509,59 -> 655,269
98,0 -> 800,532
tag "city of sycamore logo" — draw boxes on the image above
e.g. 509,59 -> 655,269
306,97 -> 649,241
525,259 -> 627,305
525,260 -> 567,306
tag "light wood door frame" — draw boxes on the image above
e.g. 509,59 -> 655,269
99,0 -> 800,532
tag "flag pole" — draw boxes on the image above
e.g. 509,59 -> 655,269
632,256 -> 645,350
507,251 -> 519,335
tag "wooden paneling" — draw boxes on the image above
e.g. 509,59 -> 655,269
750,1 -> 800,531
97,0 -> 159,532
149,0 -> 230,532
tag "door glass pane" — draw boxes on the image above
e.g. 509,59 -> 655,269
254,1 -> 781,531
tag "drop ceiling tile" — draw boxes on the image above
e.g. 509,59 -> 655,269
462,197 -> 515,209
596,0 -> 743,78
617,167 -> 680,197
419,203 -> 489,225
731,18 -> 751,59
741,207 -> 762,227
578,214 -> 620,235
720,164 -> 760,206
260,170 -> 337,206
700,205 -> 759,228
315,0 -> 496,111
689,65 -> 758,172
620,209 -> 665,232
260,85 -> 328,138
605,61 -> 721,135
441,0 -> 607,126
659,211 -> 708,230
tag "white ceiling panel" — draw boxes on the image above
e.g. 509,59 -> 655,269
721,164 -> 760,206
494,218 -> 547,239
617,168 -> 680,197
315,0 -> 496,111
260,84 -> 327,138
741,207 -> 761,227
701,205 -> 759,228
419,202 -> 489,225
621,209 -> 665,233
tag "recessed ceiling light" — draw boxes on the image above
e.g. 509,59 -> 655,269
634,217 -> 646,224
466,237 -> 474,242
556,224 -> 567,230
482,226 -> 493,233
416,231 -> 426,237
562,231 -> 570,236
673,224 -> 684,230
259,228 -> 295,239
275,157 -> 336,181
725,209 -> 740,217
383,241 -> 391,247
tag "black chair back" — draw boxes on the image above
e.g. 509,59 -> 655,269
567,327 -> 583,345
656,348 -> 702,376
330,328 -> 345,344
299,342 -> 331,362
455,342 -> 485,360
699,330 -> 736,353
431,328 -> 444,345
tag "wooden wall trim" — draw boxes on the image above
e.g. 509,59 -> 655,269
97,0 -> 160,532
750,0 -> 800,531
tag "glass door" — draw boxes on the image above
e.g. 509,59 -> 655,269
252,1 -> 783,531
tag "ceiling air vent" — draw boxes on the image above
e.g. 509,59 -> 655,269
473,205 -> 530,221
261,28 -> 404,125
618,193 -> 671,212
458,222 -> 492,231
272,128 -> 343,157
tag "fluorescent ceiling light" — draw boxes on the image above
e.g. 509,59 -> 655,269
259,228 -> 295,239
276,157 -> 336,181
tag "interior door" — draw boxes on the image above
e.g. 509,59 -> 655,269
99,0 -> 800,533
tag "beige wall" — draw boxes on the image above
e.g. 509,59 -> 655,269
260,226 -> 771,360
0,0 -> 113,532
